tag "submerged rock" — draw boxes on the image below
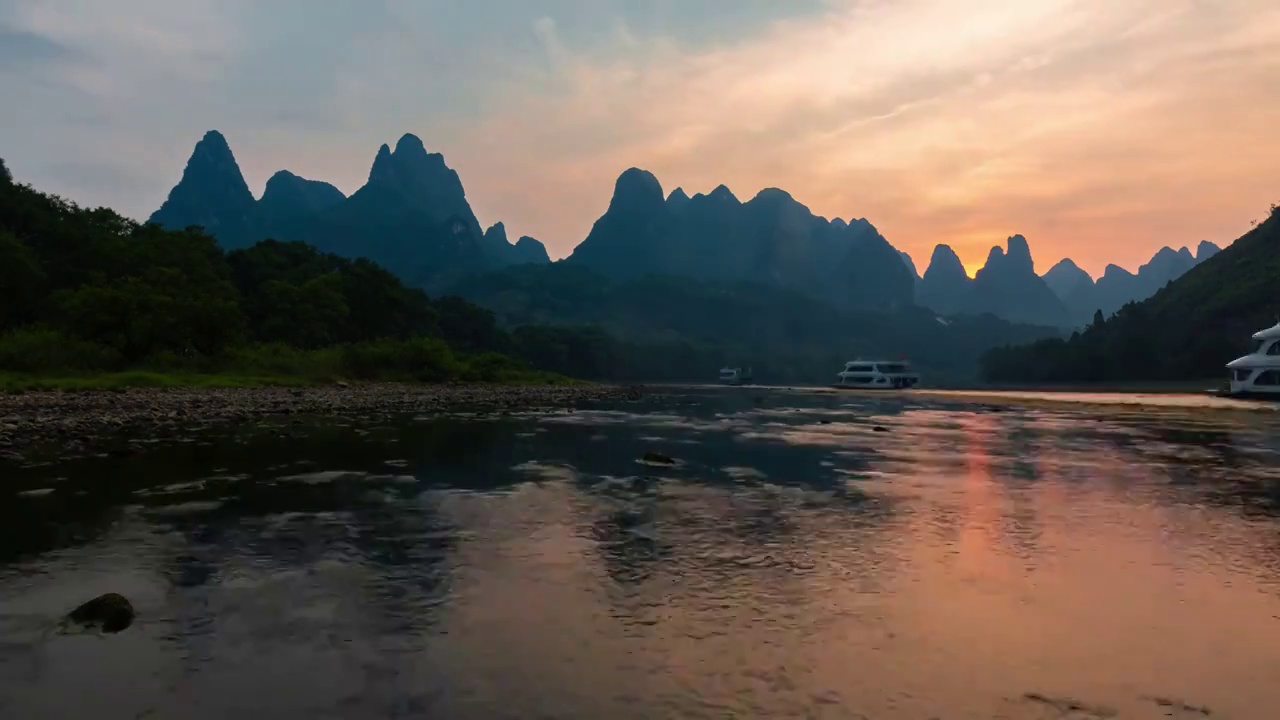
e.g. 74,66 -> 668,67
642,451 -> 675,465
1021,692 -> 1115,718
0,383 -> 639,457
63,593 -> 135,634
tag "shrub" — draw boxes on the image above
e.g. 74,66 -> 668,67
0,327 -> 123,373
340,338 -> 462,382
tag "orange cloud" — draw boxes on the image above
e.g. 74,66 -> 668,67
449,0 -> 1280,278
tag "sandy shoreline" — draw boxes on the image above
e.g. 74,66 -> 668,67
667,382 -> 1280,414
0,383 -> 643,460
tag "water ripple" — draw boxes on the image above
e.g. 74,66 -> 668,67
2,388 -> 1280,718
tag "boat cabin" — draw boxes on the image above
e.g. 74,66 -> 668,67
1225,322 -> 1280,396
835,360 -> 919,389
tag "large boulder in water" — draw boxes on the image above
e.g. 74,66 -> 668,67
62,593 -> 135,634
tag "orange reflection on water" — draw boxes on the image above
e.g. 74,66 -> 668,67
6,393 -> 1280,719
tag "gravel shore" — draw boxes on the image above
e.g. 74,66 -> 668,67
0,382 -> 645,460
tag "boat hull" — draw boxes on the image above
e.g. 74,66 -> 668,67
1210,389 -> 1280,402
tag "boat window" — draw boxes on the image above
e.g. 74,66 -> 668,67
845,364 -> 874,373
876,363 -> 906,374
1256,370 -> 1280,386
1268,341 -> 1280,356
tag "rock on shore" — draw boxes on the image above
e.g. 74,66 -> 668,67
0,383 -> 645,459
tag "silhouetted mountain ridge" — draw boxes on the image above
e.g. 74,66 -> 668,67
150,130 -> 258,247
1041,242 -> 1223,326
152,129 -> 1256,377
257,170 -> 346,226
898,251 -> 921,282
915,232 -> 1226,329
565,168 -> 914,310
917,236 -> 1069,327
982,206 -> 1280,382
1042,258 -> 1092,298
450,262 -> 1058,383
147,130 -> 549,289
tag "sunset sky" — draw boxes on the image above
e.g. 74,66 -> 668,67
3,0 -> 1279,278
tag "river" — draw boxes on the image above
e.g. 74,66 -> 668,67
3,387 -> 1280,719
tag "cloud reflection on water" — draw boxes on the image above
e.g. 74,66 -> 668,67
3,388 -> 1280,717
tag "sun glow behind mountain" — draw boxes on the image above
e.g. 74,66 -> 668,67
3,0 -> 1279,278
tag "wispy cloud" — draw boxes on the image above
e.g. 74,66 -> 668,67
451,0 -> 1280,275
1,0 -> 1277,277
0,24 -> 82,66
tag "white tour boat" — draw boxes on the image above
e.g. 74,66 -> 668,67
834,359 -> 920,390
1223,322 -> 1280,398
719,367 -> 753,386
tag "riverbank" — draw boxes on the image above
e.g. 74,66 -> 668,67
953,380 -> 1224,394
0,382 -> 643,461
0,366 -> 576,393
912,387 -> 1278,413
0,371 -> 322,393
678,382 -> 1279,415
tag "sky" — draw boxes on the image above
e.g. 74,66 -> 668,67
2,0 -> 1279,278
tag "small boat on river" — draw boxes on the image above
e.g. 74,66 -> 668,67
719,367 -> 753,386
833,359 -> 919,390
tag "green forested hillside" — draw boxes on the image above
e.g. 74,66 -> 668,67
0,159 -> 607,384
981,205 -> 1280,383
0,155 -> 1063,387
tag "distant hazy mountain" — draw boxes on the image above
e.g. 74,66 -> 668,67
480,221 -> 552,266
257,170 -> 346,227
1041,242 -> 1222,326
1042,258 -> 1093,300
564,168 -> 915,310
916,235 -> 1069,327
982,207 -> 1279,383
917,245 -> 970,315
1196,240 -> 1220,262
451,262 -> 1060,383
147,131 -> 549,289
969,235 -> 1070,327
143,133 -> 1068,380
512,235 -> 551,265
915,231 -> 1225,329
898,251 -> 921,282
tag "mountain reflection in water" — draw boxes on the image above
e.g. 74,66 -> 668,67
3,388 -> 1280,719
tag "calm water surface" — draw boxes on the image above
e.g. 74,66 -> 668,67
3,388 -> 1280,719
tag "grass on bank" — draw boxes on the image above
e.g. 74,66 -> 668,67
0,369 -> 577,393
0,371 -> 316,393
0,332 -> 578,393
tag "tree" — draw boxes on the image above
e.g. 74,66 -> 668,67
0,230 -> 44,330
1091,309 -> 1104,329
338,258 -> 438,342
0,162 -> 670,381
433,295 -> 508,353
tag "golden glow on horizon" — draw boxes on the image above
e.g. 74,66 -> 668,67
447,0 -> 1280,278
